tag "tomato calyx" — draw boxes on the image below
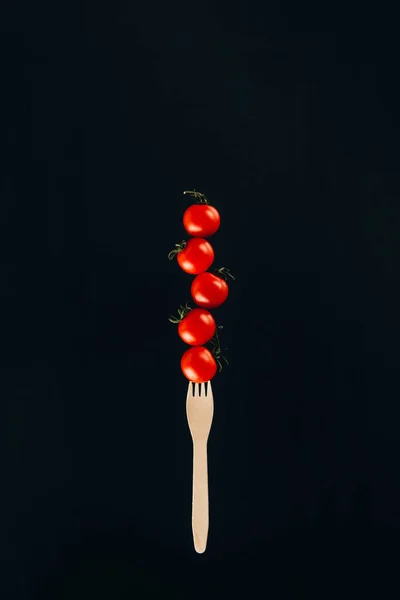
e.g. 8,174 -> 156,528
168,239 -> 187,260
207,325 -> 229,372
213,266 -> 236,281
183,189 -> 209,205
168,302 -> 192,324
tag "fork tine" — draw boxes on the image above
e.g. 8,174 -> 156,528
197,381 -> 212,397
200,382 -> 206,397
187,380 -> 214,399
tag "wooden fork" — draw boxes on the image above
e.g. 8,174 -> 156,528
186,381 -> 214,553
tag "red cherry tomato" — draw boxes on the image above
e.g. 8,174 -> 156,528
180,346 -> 217,383
183,204 -> 221,237
191,272 -> 229,308
177,238 -> 214,275
178,308 -> 216,346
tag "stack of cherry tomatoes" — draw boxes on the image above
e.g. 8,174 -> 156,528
168,190 -> 234,383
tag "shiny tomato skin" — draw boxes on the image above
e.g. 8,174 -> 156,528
178,308 -> 216,346
183,204 -> 221,237
177,238 -> 214,274
180,346 -> 217,383
191,272 -> 229,308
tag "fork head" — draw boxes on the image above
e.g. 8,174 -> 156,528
186,381 -> 214,442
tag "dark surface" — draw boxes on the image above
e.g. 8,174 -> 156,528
2,1 -> 400,598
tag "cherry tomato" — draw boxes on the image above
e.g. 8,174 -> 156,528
191,272 -> 229,308
177,238 -> 214,275
183,204 -> 221,237
178,308 -> 216,346
181,346 -> 217,383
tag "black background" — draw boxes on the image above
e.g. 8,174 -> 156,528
2,1 -> 400,598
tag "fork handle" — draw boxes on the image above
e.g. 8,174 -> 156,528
191,441 -> 209,553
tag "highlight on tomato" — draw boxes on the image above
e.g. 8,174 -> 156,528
180,326 -> 228,382
169,303 -> 216,346
182,190 -> 221,238
168,237 -> 214,275
191,267 -> 235,309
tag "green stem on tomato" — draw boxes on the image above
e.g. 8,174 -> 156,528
208,325 -> 229,372
213,266 -> 236,281
168,240 -> 187,260
183,190 -> 209,204
168,302 -> 192,323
